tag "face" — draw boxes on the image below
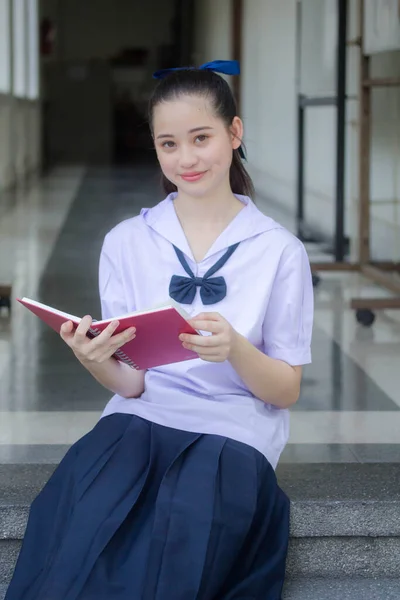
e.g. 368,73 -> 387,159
152,94 -> 243,198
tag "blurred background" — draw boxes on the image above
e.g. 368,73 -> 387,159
1,0 -> 400,260
1,2 -> 400,597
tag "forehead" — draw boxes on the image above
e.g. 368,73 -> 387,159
152,94 -> 221,134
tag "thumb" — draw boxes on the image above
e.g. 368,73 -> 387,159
60,320 -> 74,339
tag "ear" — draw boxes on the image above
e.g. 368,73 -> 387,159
230,116 -> 244,150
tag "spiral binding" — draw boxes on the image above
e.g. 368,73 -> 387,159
114,348 -> 139,369
89,326 -> 139,370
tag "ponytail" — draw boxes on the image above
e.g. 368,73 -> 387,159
230,148 -> 255,198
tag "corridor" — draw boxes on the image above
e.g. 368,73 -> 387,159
1,165 -> 399,465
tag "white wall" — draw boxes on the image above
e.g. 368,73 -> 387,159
242,0 -> 400,261
368,50 -> 400,261
241,0 -> 347,245
195,0 -> 400,261
241,0 -> 299,222
0,98 -> 14,188
193,0 -> 233,65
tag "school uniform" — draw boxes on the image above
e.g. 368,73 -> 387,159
5,193 -> 314,600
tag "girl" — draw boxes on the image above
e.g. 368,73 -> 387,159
5,60 -> 313,600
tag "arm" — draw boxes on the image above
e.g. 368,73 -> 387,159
181,241 -> 314,409
97,233 -> 146,398
181,316 -> 301,409
238,240 -> 313,408
61,317 -> 145,399
228,334 -> 302,408
60,232 -> 146,399
84,357 -> 145,399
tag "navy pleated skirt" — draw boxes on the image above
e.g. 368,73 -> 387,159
5,413 -> 290,600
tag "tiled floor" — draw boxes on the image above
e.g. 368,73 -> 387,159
1,165 -> 400,465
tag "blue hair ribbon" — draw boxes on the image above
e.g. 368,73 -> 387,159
152,59 -> 240,80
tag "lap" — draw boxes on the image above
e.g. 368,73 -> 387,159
5,414 -> 290,600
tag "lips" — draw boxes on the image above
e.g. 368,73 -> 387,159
180,171 -> 206,182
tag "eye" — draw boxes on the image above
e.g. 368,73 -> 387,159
162,140 -> 176,149
195,134 -> 208,143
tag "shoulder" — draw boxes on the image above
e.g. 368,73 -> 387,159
100,216 -> 143,261
246,201 -> 307,263
265,226 -> 307,262
103,215 -> 142,243
101,195 -> 172,253
261,226 -> 312,283
245,204 -> 311,284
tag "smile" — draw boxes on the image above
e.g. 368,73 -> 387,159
180,171 -> 207,182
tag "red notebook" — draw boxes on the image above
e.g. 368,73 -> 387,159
17,297 -> 200,370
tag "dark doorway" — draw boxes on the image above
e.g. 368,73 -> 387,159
41,0 -> 195,169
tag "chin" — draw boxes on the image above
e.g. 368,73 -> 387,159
183,184 -> 211,198
188,186 -> 218,200
178,178 -> 225,199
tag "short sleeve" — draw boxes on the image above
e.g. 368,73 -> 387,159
98,232 -> 128,320
263,241 -> 314,365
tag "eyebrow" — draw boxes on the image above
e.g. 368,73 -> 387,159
156,126 -> 214,140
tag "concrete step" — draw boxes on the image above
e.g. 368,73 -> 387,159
1,578 -> 400,600
280,462 -> 400,578
282,577 -> 400,599
0,463 -> 400,585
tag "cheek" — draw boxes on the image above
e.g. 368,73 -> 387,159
209,140 -> 233,169
156,150 -> 176,175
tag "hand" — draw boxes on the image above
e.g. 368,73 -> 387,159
180,312 -> 239,363
60,315 -> 136,365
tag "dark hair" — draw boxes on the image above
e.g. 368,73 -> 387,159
148,69 -> 255,198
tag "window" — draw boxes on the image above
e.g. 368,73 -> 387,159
26,0 -> 38,99
0,0 -> 11,93
13,0 -> 26,97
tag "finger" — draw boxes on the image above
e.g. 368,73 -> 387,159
191,312 -> 222,322
197,354 -> 225,362
182,341 -> 225,355
187,320 -> 223,334
60,320 -> 73,334
92,319 -> 120,343
60,320 -> 74,340
180,332 -> 222,347
110,327 -> 136,349
90,323 -> 135,351
75,315 -> 93,341
190,346 -> 225,361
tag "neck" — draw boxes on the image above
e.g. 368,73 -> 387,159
174,181 -> 242,225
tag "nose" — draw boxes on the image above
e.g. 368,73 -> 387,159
179,145 -> 198,170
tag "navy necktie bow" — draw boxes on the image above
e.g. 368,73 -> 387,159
169,243 -> 240,305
